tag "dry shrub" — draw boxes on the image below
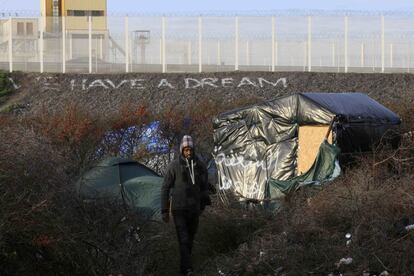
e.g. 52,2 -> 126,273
0,113 -> 10,125
139,194 -> 270,275
1,91 -> 412,275
0,105 -> 161,275
203,149 -> 414,275
383,99 -> 414,133
25,103 -> 106,176
0,71 -> 12,104
0,122 -> 69,196
0,88 -> 272,275
0,122 -> 75,274
301,162 -> 414,274
99,102 -> 154,157
20,102 -> 155,174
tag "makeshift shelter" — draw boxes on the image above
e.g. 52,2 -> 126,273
213,93 -> 401,201
77,157 -> 163,219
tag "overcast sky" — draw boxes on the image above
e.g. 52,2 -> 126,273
0,0 -> 413,14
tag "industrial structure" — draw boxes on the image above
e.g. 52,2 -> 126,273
40,0 -> 108,60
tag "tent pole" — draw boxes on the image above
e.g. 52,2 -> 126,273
325,116 -> 337,142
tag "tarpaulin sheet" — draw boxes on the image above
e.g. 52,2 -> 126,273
268,140 -> 341,198
213,93 -> 400,201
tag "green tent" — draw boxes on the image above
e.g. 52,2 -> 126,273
76,157 -> 163,220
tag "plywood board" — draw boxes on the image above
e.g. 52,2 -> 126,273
298,125 -> 332,175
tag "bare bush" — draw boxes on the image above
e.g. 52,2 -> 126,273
0,107 -> 163,275
198,148 -> 414,275
99,102 -> 152,156
1,91 -> 413,275
26,103 -> 106,177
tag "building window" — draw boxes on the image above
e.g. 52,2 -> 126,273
91,10 -> 104,16
67,10 -> 86,16
67,10 -> 103,16
17,22 -> 24,35
26,22 -> 33,35
74,10 -> 86,16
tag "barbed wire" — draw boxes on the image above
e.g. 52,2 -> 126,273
108,31 -> 414,41
0,10 -> 40,17
1,9 -> 414,18
108,9 -> 414,17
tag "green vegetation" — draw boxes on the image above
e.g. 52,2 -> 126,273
0,72 -> 12,105
0,103 -> 26,114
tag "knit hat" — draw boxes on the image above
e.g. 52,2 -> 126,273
180,135 -> 194,153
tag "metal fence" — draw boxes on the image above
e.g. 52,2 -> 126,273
1,14 -> 414,73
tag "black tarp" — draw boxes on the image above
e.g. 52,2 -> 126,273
213,93 -> 401,201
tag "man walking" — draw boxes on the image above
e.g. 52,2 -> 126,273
161,135 -> 211,275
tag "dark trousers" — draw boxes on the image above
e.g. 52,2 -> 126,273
172,210 -> 199,274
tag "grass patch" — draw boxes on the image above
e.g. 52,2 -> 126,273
0,103 -> 26,113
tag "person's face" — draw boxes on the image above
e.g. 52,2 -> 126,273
183,147 -> 193,159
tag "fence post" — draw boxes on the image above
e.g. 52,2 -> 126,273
408,42 -> 411,73
307,15 -> 312,72
62,16 -> 66,73
361,43 -> 364,67
187,41 -> 192,65
40,18 -> 44,73
162,16 -> 166,73
331,42 -> 335,67
89,16 -> 92,73
159,38 -> 162,66
390,43 -> 393,68
8,17 -> 12,72
235,16 -> 239,71
198,16 -> 202,73
99,35 -> 103,59
271,16 -> 275,72
217,40 -> 221,66
303,42 -> 307,71
275,41 -> 278,68
373,44 -> 376,71
125,16 -> 129,73
344,15 -> 348,73
246,41 -> 250,66
381,15 -> 385,73
69,33 -> 72,59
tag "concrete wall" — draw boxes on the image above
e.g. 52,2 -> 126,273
41,0 -> 107,31
63,0 -> 107,30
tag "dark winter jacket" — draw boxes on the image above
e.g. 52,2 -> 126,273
161,155 -> 211,214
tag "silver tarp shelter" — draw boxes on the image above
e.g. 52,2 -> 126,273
213,93 -> 401,201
